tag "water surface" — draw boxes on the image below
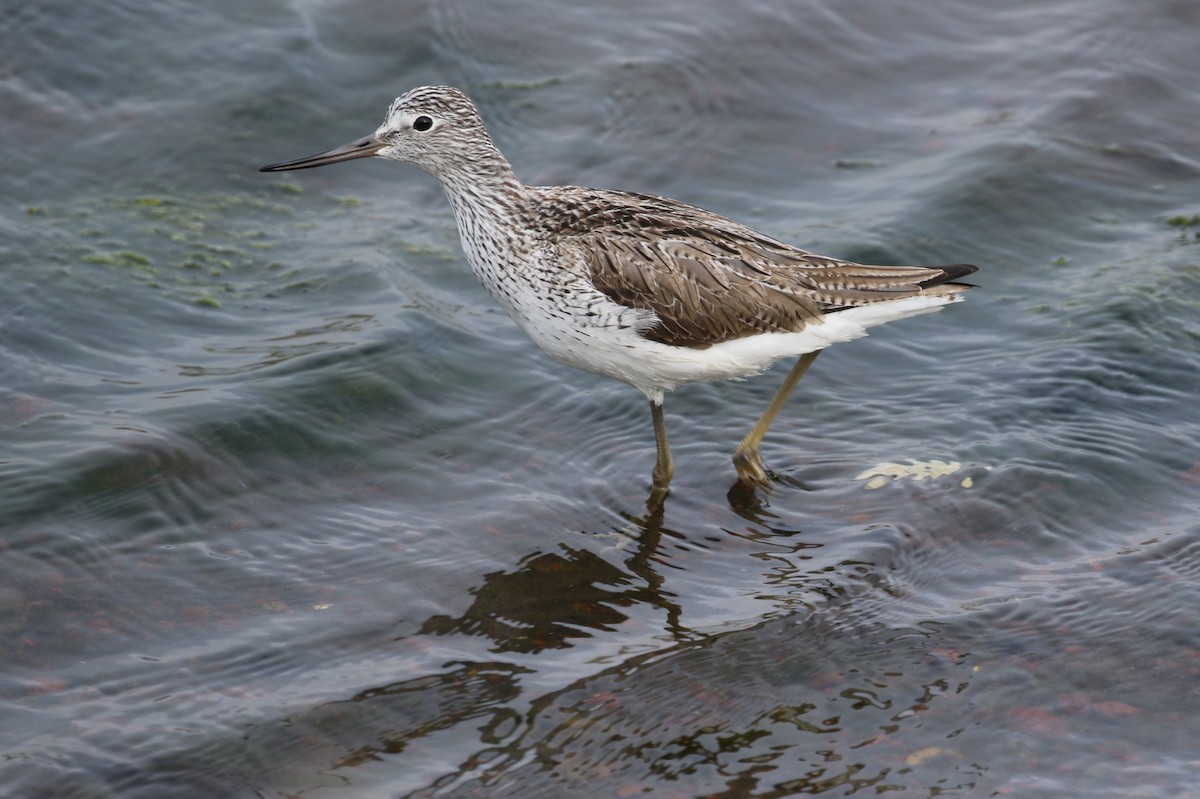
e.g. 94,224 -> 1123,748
3,0 -> 1200,796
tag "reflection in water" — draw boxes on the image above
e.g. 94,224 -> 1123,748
420,548 -> 647,652
405,602 -> 982,798
119,497 -> 979,798
420,503 -> 689,652
235,502 -> 984,797
309,663 -> 528,770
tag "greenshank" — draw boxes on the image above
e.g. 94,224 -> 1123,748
261,86 -> 977,496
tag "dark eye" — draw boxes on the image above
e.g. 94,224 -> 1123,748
413,115 -> 433,131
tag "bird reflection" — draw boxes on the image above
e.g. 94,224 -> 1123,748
419,498 -> 688,652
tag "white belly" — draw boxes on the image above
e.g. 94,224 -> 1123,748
509,290 -> 964,401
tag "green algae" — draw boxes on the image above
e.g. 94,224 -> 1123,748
26,192 -> 297,306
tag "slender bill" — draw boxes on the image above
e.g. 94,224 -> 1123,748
259,135 -> 384,172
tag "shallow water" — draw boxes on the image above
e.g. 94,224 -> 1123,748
3,0 -> 1200,796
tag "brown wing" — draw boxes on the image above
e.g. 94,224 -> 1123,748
545,189 -> 976,349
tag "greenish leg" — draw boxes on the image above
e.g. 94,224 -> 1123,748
733,350 -> 821,488
649,399 -> 674,493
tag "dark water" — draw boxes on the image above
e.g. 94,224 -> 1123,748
3,0 -> 1200,796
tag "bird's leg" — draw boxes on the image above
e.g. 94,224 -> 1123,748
649,399 -> 674,502
733,350 -> 821,488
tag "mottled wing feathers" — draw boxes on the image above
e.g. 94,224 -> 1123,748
583,234 -> 828,348
542,189 -> 977,349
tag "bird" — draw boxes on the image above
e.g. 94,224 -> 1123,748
260,85 -> 977,498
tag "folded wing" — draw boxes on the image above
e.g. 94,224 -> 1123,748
555,190 -> 976,349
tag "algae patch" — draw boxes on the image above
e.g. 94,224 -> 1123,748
26,193 -> 295,307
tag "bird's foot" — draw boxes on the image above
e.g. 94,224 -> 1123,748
732,446 -> 775,490
646,461 -> 673,512
647,480 -> 670,513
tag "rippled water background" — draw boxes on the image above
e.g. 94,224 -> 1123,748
4,0 -> 1200,796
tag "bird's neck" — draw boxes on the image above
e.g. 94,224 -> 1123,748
436,148 -> 526,228
432,150 -> 537,305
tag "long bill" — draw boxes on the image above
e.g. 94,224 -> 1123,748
259,135 -> 384,172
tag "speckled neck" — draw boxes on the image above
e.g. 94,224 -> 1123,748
430,133 -> 526,227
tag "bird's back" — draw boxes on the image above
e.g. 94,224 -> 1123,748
526,186 -> 976,350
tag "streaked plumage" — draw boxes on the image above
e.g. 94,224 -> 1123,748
261,85 -> 978,497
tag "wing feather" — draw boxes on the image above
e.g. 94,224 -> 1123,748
538,189 -> 976,349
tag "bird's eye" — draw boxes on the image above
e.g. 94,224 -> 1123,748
413,115 -> 433,131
